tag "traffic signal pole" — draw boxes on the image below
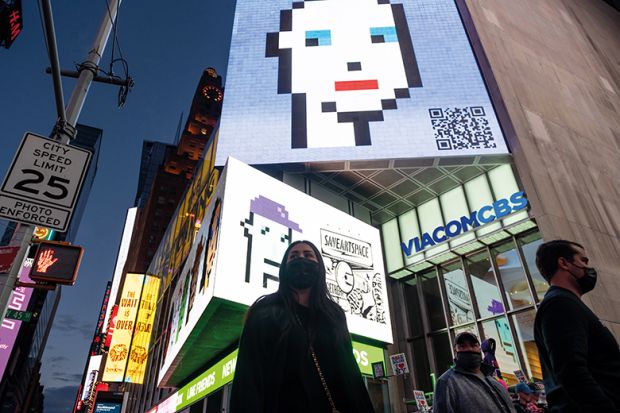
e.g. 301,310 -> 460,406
0,0 -> 122,326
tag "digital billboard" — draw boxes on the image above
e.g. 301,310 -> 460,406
159,157 -> 391,384
124,275 -> 160,384
102,273 -> 144,382
215,0 -> 508,167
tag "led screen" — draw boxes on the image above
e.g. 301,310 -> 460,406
214,158 -> 392,343
215,0 -> 508,166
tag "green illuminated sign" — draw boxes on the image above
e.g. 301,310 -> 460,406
176,349 -> 238,410
352,341 -> 385,376
5,309 -> 33,322
174,341 -> 384,411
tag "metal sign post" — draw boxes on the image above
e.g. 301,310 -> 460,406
0,0 -> 122,326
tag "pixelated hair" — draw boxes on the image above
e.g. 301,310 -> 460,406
535,239 -> 584,282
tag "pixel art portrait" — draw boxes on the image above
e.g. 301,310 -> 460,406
267,0 -> 422,148
240,195 -> 303,289
215,0 -> 510,166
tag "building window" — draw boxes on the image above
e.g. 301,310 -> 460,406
512,309 -> 542,380
421,270 -> 446,331
466,252 -> 503,318
518,232 -> 548,300
492,244 -> 534,310
442,262 -> 475,326
401,229 -> 547,389
481,316 -> 520,383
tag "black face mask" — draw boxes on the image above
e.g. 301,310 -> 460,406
568,262 -> 598,294
284,258 -> 321,290
454,351 -> 482,371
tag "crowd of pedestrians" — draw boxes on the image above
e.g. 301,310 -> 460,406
427,239 -> 620,413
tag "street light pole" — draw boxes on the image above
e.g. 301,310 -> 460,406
0,0 -> 123,327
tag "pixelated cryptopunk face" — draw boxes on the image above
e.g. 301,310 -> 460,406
267,0 -> 422,148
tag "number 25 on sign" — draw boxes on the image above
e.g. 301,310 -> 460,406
0,133 -> 91,231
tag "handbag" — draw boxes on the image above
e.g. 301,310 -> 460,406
295,313 -> 341,413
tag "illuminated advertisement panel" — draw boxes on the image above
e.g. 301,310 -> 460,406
215,0 -> 508,167
0,256 -> 34,380
102,273 -> 144,382
124,275 -> 160,384
80,355 -> 103,403
216,158 -> 391,339
159,157 -> 391,383
104,208 -> 137,330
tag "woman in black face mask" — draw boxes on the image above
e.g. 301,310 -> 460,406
230,240 -> 375,413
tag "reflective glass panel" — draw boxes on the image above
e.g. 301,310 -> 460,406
466,251 -> 505,318
412,337 -> 432,391
381,218 -> 404,273
512,309 -> 542,381
519,231 -> 549,301
481,317 -> 520,385
453,323 -> 477,338
431,332 -> 453,376
421,269 -> 446,331
404,280 -> 424,337
493,242 -> 534,310
442,262 -> 475,326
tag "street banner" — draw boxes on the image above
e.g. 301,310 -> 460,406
124,275 -> 160,384
102,273 -> 144,382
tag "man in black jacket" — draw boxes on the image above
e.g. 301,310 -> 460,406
534,240 -> 620,412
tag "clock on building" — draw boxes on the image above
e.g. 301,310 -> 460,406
202,85 -> 223,102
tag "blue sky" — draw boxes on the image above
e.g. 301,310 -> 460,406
0,1 -> 236,411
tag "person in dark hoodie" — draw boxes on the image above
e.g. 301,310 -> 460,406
229,240 -> 375,413
434,332 -> 516,413
482,338 -> 503,379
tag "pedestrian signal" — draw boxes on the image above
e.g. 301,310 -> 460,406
30,241 -> 83,285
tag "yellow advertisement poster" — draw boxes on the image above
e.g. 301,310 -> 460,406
102,273 -> 145,382
124,275 -> 160,384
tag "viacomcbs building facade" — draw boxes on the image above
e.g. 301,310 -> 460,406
125,0 -> 620,412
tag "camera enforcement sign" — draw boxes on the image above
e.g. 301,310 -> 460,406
0,132 -> 91,231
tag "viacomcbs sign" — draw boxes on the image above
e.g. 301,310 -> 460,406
401,191 -> 529,256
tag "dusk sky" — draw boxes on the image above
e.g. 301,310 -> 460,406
0,1 -> 236,411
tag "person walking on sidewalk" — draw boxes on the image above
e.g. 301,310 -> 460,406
534,240 -> 620,412
434,332 -> 516,413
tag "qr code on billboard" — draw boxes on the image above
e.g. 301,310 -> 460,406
429,107 -> 496,150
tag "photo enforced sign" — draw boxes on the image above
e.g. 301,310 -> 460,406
0,133 -> 91,231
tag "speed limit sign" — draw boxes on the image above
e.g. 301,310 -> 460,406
0,132 -> 91,231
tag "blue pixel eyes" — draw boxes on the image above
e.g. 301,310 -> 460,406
305,30 -> 331,46
305,27 -> 398,46
370,26 -> 398,43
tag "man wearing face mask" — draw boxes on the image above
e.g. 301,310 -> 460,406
434,332 -> 516,413
534,240 -> 620,412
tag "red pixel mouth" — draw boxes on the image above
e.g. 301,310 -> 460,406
335,80 -> 379,91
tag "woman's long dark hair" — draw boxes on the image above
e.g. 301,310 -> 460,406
276,240 -> 348,344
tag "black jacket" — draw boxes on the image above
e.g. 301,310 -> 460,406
534,286 -> 620,412
229,293 -> 375,413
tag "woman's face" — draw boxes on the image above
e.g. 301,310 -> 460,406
287,242 -> 319,263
